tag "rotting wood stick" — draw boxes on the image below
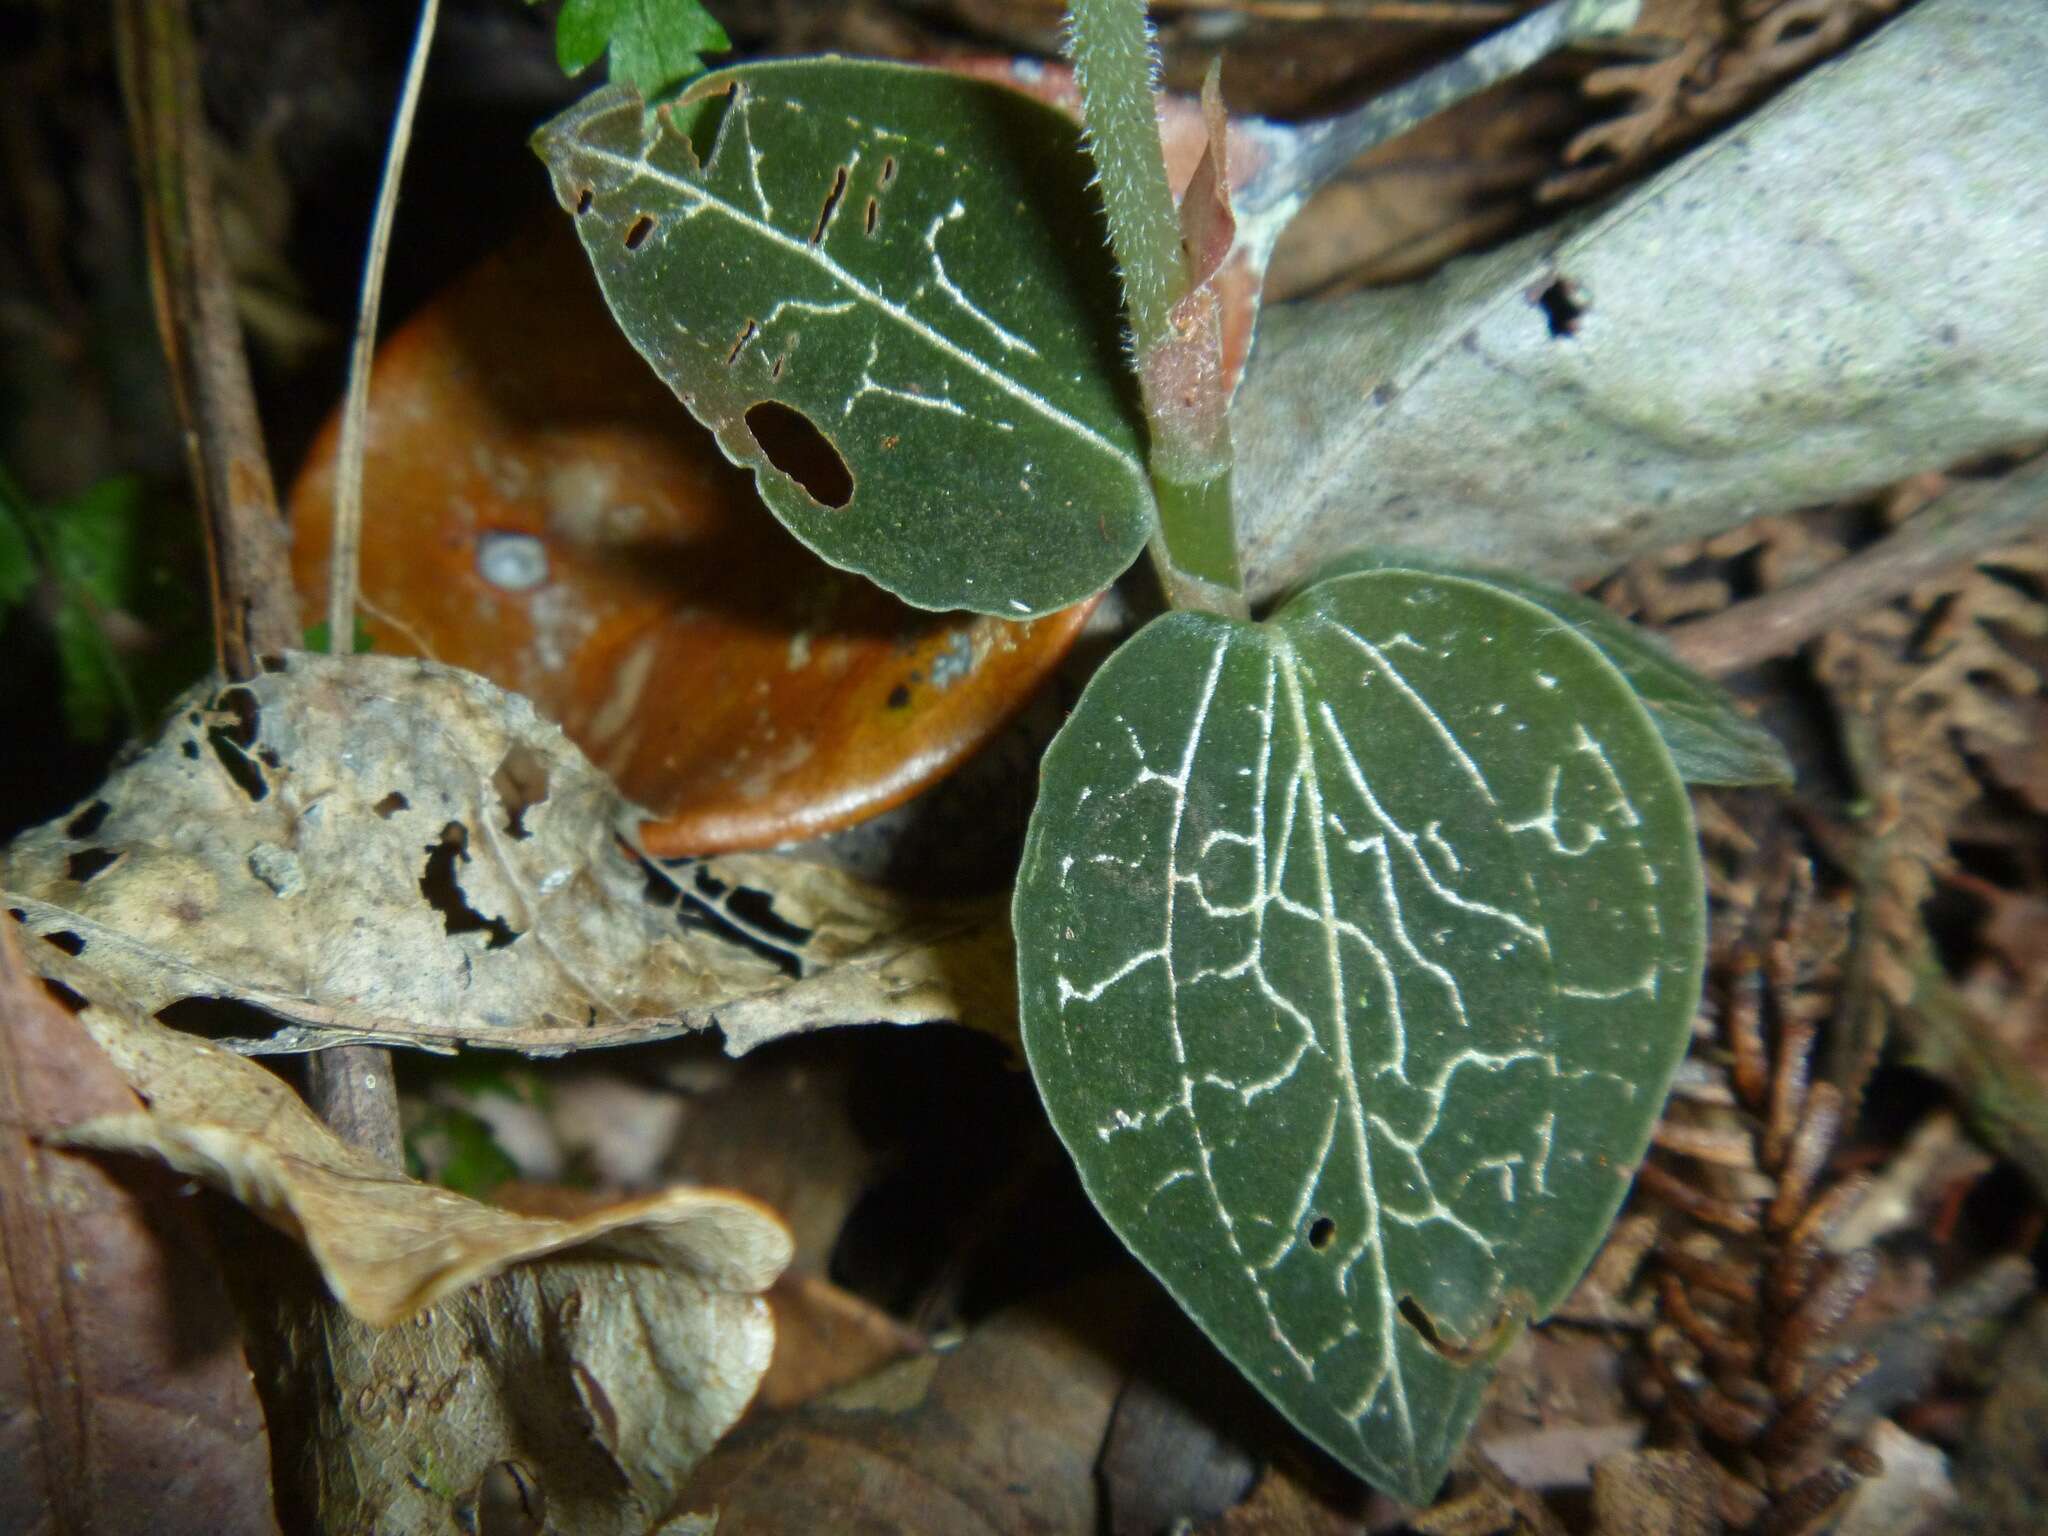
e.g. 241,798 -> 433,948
1668,453 -> 2048,678
114,0 -> 401,1169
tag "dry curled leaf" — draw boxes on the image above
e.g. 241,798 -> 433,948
37,974 -> 792,1534
0,651 -> 1011,1056
50,1002 -> 791,1327
0,923 -> 278,1536
675,1273 -> 1146,1534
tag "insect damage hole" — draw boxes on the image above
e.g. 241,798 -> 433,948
574,187 -> 593,216
810,165 -> 849,245
1307,1215 -> 1336,1251
1534,275 -> 1587,338
744,402 -> 854,508
623,214 -> 656,251
419,821 -> 521,949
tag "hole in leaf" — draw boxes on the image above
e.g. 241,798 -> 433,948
675,83 -> 734,166
721,883 -> 813,947
373,791 -> 409,819
419,822 -> 521,949
1307,1215 -> 1336,1251
744,402 -> 854,508
208,731 -> 269,802
66,848 -> 118,883
666,864 -> 801,977
1397,1294 -> 1519,1364
155,994 -> 289,1043
864,197 -> 879,236
886,684 -> 911,709
810,164 -> 849,245
42,977 -> 88,1013
66,800 -> 110,839
492,743 -> 550,839
575,187 -> 593,215
623,214 -> 655,251
180,738 -> 201,761
43,930 -> 85,956
726,320 -> 758,367
1534,276 -> 1586,338
214,686 -> 260,746
880,154 -> 897,187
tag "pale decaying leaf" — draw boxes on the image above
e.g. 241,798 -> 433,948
40,974 -> 793,1533
1234,0 -> 2048,601
0,651 -> 1010,1055
50,997 -> 792,1326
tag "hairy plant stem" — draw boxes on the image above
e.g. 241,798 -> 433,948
1067,0 -> 1246,618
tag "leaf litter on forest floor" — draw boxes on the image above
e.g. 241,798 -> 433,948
1,651 -> 1014,1057
0,922 -> 279,1536
32,947 -> 795,1534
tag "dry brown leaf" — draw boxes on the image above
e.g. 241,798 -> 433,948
674,1274 -> 1147,1534
0,652 -> 1012,1056
29,966 -> 793,1533
243,1241 -> 777,1536
758,1270 -> 927,1412
0,924 -> 279,1536
46,999 -> 791,1327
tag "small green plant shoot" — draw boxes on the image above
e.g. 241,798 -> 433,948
535,0 -> 1787,1502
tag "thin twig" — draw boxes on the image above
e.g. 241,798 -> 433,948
327,0 -> 442,651
1667,453 -> 2048,678
114,0 -> 297,677
115,0 -> 402,1168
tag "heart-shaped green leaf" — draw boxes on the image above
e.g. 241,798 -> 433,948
532,64 -> 1153,618
1015,570 -> 1705,1503
1307,549 -> 1793,787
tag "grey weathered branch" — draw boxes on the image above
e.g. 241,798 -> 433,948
1232,0 -> 2048,602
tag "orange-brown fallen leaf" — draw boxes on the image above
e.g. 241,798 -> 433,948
0,922 -> 278,1536
288,224 -> 1096,855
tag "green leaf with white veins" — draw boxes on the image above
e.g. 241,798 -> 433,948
1015,570 -> 1705,1503
533,64 -> 1153,618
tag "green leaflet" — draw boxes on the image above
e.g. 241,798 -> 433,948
546,0 -> 730,98
533,63 -> 1153,618
1306,549 -> 1793,787
1016,570 -> 1704,1503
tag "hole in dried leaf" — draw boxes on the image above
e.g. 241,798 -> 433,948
42,930 -> 85,957
575,187 -> 593,216
474,1459 -> 546,1535
721,883 -> 813,948
66,800 -> 110,839
1535,276 -> 1586,338
1307,1215 -> 1336,1250
420,822 -> 521,949
181,738 -> 200,760
811,164 -> 849,245
156,994 -> 288,1043
214,686 -> 260,746
744,402 -> 853,508
66,848 -> 118,883
208,730 -> 269,802
373,791 -> 409,819
664,864 -> 801,977
623,214 -> 655,251
492,743 -> 550,839
42,977 -> 87,1013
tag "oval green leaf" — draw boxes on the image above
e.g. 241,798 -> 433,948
1015,570 -> 1705,1503
532,64 -> 1153,618
1303,549 -> 1794,787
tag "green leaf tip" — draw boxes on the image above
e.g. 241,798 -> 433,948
534,60 -> 1153,617
1016,570 -> 1705,1501
1304,550 -> 1794,788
